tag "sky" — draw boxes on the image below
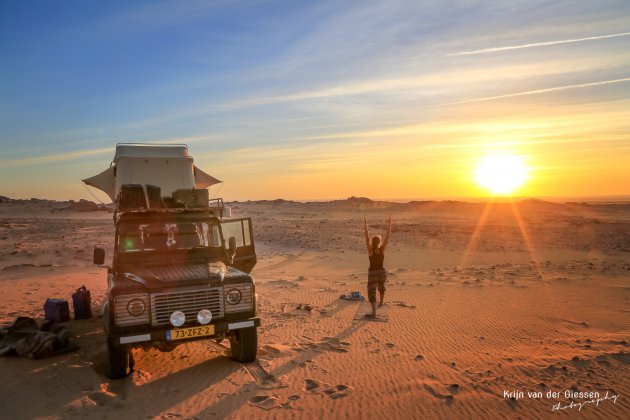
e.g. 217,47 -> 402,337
1,0 -> 629,202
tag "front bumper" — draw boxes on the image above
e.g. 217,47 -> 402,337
108,317 -> 261,347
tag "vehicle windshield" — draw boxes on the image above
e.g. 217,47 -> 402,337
117,221 -> 222,252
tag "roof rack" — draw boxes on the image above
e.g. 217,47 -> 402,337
114,198 -> 226,221
113,184 -> 225,218
115,142 -> 189,148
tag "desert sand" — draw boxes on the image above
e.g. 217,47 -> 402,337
0,196 -> 628,419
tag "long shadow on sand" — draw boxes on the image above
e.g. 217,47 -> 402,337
15,296 -> 363,418
191,298 -> 365,418
103,353 -> 243,418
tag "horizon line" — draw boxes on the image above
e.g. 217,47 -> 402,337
3,194 -> 629,205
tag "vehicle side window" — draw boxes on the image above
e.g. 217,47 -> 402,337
210,224 -> 221,247
243,219 -> 251,246
222,219 -> 251,247
200,223 -> 221,247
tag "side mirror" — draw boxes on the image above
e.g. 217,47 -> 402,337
226,237 -> 237,264
228,237 -> 237,254
93,247 -> 105,265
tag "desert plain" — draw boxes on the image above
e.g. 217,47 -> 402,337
0,196 -> 628,419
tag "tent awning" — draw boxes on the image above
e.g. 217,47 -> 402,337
194,166 -> 222,189
83,166 -> 117,201
82,145 -> 222,202
83,164 -> 222,201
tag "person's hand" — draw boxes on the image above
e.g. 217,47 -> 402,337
364,215 -> 367,224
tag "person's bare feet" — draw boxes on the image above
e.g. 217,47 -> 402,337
378,301 -> 384,307
364,313 -> 376,318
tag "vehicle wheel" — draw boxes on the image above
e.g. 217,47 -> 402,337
229,327 -> 257,363
107,343 -> 132,379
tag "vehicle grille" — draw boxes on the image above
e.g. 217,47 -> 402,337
151,288 -> 224,326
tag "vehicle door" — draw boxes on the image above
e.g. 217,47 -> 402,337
221,217 -> 257,273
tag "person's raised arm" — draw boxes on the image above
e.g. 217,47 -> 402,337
382,216 -> 392,250
364,216 -> 371,252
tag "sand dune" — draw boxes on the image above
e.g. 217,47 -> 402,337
0,197 -> 628,419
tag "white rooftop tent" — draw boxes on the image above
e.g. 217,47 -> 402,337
82,144 -> 221,202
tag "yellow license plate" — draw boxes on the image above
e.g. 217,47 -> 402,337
167,325 -> 215,341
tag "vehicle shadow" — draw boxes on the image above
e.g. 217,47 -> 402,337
104,352 -> 243,418
16,296 -> 362,419
0,315 -> 113,419
0,314 -> 243,419
192,299 -> 365,418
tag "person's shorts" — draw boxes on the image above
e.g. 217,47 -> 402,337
367,269 -> 387,303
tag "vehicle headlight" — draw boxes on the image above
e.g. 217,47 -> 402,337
170,311 -> 186,327
225,289 -> 242,305
197,309 -> 213,325
127,298 -> 146,316
224,284 -> 253,314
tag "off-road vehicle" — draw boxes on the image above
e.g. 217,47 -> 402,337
84,144 -> 260,379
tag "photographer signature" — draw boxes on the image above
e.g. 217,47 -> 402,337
552,392 -> 619,412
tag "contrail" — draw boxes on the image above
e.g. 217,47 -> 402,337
449,31 -> 630,56
441,77 -> 630,106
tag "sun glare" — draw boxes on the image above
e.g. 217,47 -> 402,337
475,154 -> 529,195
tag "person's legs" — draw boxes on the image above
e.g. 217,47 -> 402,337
367,274 -> 378,316
370,301 -> 377,316
378,271 -> 387,307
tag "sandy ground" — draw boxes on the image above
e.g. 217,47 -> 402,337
0,197 -> 628,419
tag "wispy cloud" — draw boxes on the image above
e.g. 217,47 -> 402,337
299,99 -> 630,155
449,31 -> 630,56
0,147 -> 112,168
440,77 -> 630,106
99,0 -> 234,34
0,135 -> 216,168
214,58 -> 611,112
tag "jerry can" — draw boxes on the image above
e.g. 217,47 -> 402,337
72,285 -> 92,319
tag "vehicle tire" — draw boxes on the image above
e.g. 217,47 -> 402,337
107,343 -> 131,379
101,301 -> 110,333
229,327 -> 257,363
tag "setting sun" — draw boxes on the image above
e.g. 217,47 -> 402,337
475,154 -> 529,195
